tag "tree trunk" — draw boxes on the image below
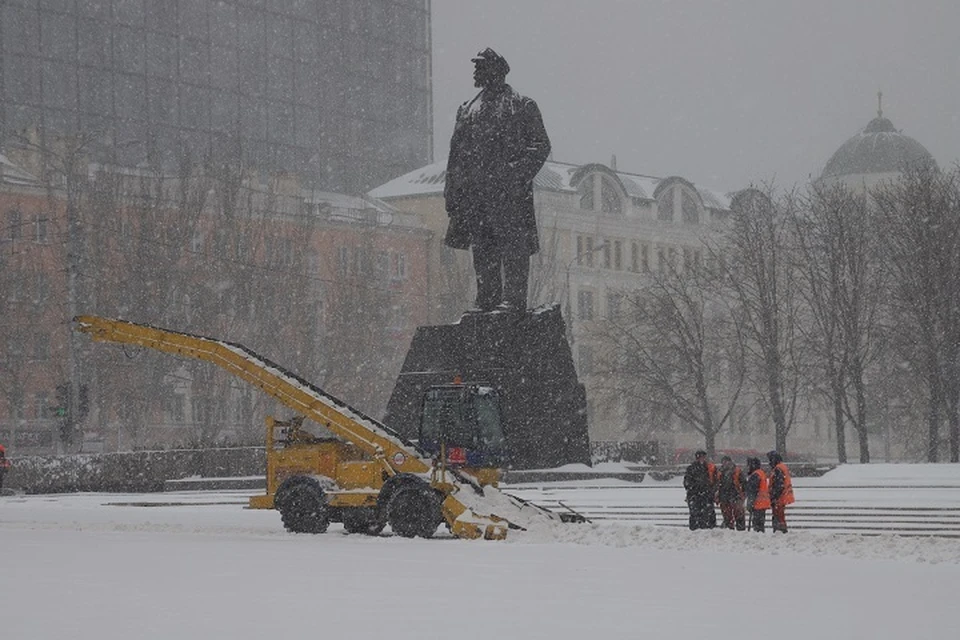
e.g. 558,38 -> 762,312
704,429 -> 716,459
854,374 -> 870,463
769,373 -> 788,454
948,393 -> 960,463
833,394 -> 847,463
927,376 -> 942,463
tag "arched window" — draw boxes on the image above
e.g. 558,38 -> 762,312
579,178 -> 594,210
601,178 -> 622,215
681,190 -> 700,224
656,181 -> 702,225
577,172 -> 623,215
657,189 -> 674,222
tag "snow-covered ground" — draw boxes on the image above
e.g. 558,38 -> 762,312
3,465 -> 960,639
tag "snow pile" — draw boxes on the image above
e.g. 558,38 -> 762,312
508,520 -> 960,565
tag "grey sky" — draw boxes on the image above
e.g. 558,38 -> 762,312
431,0 -> 960,193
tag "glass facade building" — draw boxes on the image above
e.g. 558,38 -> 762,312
0,0 -> 432,193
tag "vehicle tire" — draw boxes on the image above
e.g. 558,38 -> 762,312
341,509 -> 385,536
279,482 -> 330,534
387,484 -> 443,538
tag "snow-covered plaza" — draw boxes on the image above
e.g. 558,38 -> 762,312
3,464 -> 959,639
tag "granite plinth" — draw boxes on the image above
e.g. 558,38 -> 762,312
384,304 -> 590,469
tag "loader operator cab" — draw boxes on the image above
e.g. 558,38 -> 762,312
418,384 -> 506,468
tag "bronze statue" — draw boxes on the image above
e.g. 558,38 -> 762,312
444,48 -> 551,312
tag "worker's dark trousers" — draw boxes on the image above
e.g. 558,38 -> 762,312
749,508 -> 766,532
687,495 -> 716,530
772,502 -> 788,532
472,241 -> 529,311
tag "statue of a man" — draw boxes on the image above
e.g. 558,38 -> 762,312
444,48 -> 551,312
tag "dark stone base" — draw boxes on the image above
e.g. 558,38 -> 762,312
384,304 -> 590,469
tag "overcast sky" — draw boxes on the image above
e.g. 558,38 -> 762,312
431,0 -> 960,193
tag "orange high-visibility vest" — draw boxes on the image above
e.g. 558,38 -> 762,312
773,462 -> 795,505
752,469 -> 771,509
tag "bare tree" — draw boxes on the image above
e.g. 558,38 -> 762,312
592,258 -> 747,456
716,188 -> 808,454
873,164 -> 960,462
793,182 -> 887,462
318,225 -> 401,417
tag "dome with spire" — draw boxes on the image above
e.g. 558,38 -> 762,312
821,96 -> 935,180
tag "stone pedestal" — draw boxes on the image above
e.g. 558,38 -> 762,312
384,304 -> 590,469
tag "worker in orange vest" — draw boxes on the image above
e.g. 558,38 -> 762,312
744,457 -> 770,532
715,456 -> 745,530
767,450 -> 795,533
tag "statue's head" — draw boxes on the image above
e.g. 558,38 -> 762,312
471,48 -> 510,88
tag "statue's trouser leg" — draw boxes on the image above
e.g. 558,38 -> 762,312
472,240 -> 503,310
502,251 -> 530,309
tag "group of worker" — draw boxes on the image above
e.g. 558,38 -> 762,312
683,449 -> 794,533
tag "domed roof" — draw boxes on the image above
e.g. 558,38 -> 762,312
821,112 -> 935,179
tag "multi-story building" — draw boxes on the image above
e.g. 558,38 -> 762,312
0,149 -> 431,455
0,0 -> 432,193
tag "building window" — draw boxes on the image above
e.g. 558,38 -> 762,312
33,273 -> 50,304
192,397 -> 210,426
630,242 -> 639,273
35,216 -> 49,244
165,395 -> 185,423
613,241 -> 622,271
584,237 -> 595,267
577,290 -> 595,321
35,392 -> 49,420
606,291 -> 622,320
7,209 -> 22,242
641,243 -> 650,272
10,394 -> 24,420
602,243 -> 611,269
393,252 -> 407,280
374,251 -> 389,282
337,246 -> 350,276
353,247 -> 369,277
578,344 -> 594,375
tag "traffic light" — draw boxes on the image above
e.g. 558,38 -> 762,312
55,383 -> 70,419
54,382 -> 88,445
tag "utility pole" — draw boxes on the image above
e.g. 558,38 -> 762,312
64,148 -> 83,454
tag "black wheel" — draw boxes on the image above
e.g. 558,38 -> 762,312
341,508 -> 385,536
279,482 -> 330,534
387,484 -> 443,538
